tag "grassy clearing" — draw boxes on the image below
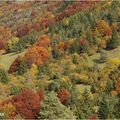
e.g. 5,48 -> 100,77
89,46 -> 120,69
0,51 -> 26,71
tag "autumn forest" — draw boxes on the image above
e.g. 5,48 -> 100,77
0,0 -> 120,119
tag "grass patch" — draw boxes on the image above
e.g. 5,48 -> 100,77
0,51 -> 26,71
89,46 -> 120,69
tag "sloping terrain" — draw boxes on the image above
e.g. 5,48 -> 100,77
0,51 -> 26,71
0,1 -> 120,120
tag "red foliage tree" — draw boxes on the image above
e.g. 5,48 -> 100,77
0,40 -> 7,51
89,114 -> 98,120
8,57 -> 21,73
57,88 -> 70,104
32,22 -> 41,32
12,88 -> 42,119
79,39 -> 89,48
39,16 -> 55,28
16,23 -> 32,38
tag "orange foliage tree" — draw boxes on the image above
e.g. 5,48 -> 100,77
36,35 -> 51,48
0,99 -> 17,119
25,46 -> 49,67
97,20 -> 112,36
11,88 -> 44,119
0,26 -> 13,52
0,26 -> 12,41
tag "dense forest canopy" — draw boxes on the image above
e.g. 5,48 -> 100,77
0,0 -> 120,119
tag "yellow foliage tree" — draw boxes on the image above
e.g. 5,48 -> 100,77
97,20 -> 112,36
0,101 -> 17,119
8,37 -> 19,52
29,64 -> 38,80
107,58 -> 120,67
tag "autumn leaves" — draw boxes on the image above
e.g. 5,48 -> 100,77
8,35 -> 50,74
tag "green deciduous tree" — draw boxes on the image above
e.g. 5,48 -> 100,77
107,30 -> 120,49
98,94 -> 118,119
0,68 -> 9,84
18,60 -> 28,75
39,91 -> 76,119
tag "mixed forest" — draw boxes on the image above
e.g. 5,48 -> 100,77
0,0 -> 120,119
